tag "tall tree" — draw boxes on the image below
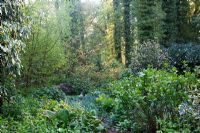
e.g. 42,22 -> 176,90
113,0 -> 122,62
161,0 -> 177,46
0,0 -> 28,80
123,0 -> 132,67
21,0 -> 66,87
176,0 -> 190,43
135,0 -> 165,43
70,0 -> 85,50
0,0 -> 29,112
68,0 -> 86,74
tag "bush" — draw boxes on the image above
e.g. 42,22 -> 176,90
63,64 -> 119,94
0,96 -> 105,133
0,98 -> 57,133
131,41 -> 169,72
104,68 -> 199,132
119,68 -> 133,79
167,43 -> 200,73
44,101 -> 105,132
1,95 -> 25,120
31,87 -> 66,101
96,94 -> 116,113
64,75 -> 94,95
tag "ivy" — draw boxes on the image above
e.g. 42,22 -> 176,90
0,0 -> 30,81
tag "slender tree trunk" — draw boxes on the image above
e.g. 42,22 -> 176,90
161,0 -> 178,46
113,0 -> 122,62
123,0 -> 132,67
176,0 -> 190,43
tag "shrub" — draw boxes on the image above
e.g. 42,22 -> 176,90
105,68 -> 199,132
167,43 -> 200,73
64,75 -> 94,95
0,98 -> 56,133
44,101 -> 105,132
131,41 -> 169,72
0,96 -> 105,133
31,87 -> 66,101
64,64 -> 118,94
1,95 -> 25,120
119,68 -> 133,79
96,94 -> 116,113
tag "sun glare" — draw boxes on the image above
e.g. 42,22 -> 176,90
81,0 -> 101,4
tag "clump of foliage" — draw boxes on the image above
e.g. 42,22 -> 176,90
1,95 -> 25,120
0,0 -> 30,113
0,91 -> 105,132
44,101 -> 105,132
20,0 -> 67,87
96,94 -> 116,113
64,63 -> 120,94
0,0 -> 30,78
98,68 -> 199,132
64,72 -> 95,95
167,43 -> 200,73
0,96 -> 57,132
31,87 -> 66,101
131,41 -> 169,72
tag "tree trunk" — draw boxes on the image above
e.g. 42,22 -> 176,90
123,0 -> 132,67
113,0 -> 122,62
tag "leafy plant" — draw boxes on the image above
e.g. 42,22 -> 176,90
131,41 -> 169,72
44,101 -> 105,132
106,68 -> 199,132
1,95 -> 25,120
96,94 -> 116,113
31,87 -> 66,101
167,43 -> 200,73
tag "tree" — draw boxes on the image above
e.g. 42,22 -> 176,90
21,0 -> 68,87
67,0 -> 86,74
113,0 -> 122,62
70,0 -> 85,50
161,0 -> 178,46
176,0 -> 190,43
0,0 -> 29,82
134,0 -> 165,43
0,0 -> 29,112
123,0 -> 132,67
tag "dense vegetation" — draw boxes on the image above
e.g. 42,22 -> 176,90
0,0 -> 200,132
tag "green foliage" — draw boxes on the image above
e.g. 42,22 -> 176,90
43,100 -> 104,132
104,68 -> 199,132
167,43 -> 200,72
21,0 -> 67,87
131,41 -> 169,72
0,0 -> 30,78
0,96 -> 56,132
161,0 -> 178,46
133,0 -> 165,43
96,94 -> 116,112
64,63 -> 119,94
2,95 -> 24,120
64,74 -> 95,94
0,80 -> 17,102
157,115 -> 200,133
1,0 -> 200,132
0,0 -> 30,116
119,68 -> 132,79
31,87 -> 66,101
0,94 -> 104,132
